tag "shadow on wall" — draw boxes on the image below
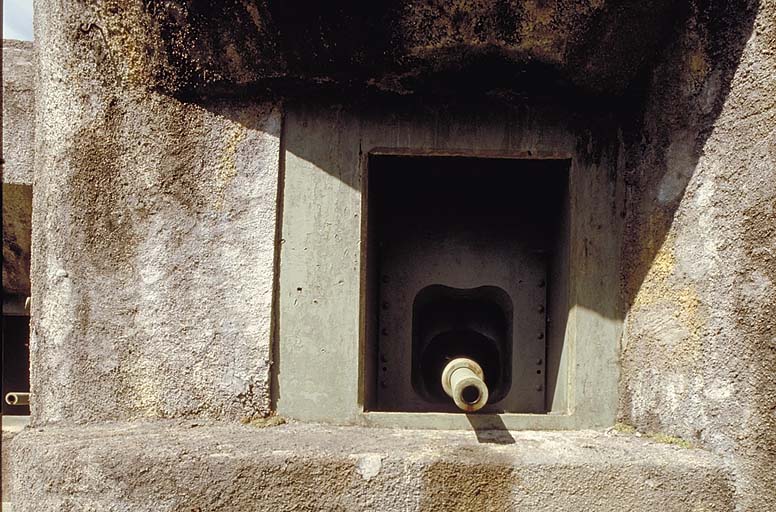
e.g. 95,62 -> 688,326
466,414 -> 515,445
619,0 -> 761,313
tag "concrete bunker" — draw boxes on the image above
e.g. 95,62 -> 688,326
5,0 -> 775,508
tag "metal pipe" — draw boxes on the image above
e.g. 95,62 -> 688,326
5,392 -> 30,406
441,358 -> 489,412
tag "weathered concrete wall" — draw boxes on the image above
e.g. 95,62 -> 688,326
31,0 -> 281,424
2,40 -> 35,297
2,39 -> 35,185
1,431 -> 16,502
619,0 -> 776,506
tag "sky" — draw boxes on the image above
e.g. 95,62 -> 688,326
3,0 -> 34,41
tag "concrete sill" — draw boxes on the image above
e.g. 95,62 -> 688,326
6,420 -> 734,511
361,411 -> 578,430
1,415 -> 30,433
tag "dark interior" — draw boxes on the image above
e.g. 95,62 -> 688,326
366,155 -> 569,413
2,310 -> 31,415
413,285 -> 512,404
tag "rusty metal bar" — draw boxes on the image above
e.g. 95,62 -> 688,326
5,392 -> 30,406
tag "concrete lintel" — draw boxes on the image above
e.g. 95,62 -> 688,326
7,420 -> 734,511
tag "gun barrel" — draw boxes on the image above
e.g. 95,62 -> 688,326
441,358 -> 489,412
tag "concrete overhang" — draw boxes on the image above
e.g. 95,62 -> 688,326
124,1 -> 686,99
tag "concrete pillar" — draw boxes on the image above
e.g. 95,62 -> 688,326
31,0 -> 281,424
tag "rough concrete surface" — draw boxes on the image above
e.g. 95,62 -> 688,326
618,1 -> 776,507
31,1 -> 281,424
8,421 -> 735,511
2,430 -> 18,501
2,39 -> 35,185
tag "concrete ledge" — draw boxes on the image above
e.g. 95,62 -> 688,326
8,421 -> 734,511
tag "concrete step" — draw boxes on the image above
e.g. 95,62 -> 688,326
6,420 -> 733,511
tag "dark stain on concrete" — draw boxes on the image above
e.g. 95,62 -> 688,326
111,1 -> 686,99
2,183 -> 33,295
67,98 -> 139,270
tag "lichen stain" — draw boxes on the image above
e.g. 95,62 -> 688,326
72,1 -> 158,91
635,236 -> 677,297
401,0 -> 525,50
675,286 -> 703,336
628,234 -> 706,366
72,1 -> 207,94
99,2 -> 154,87
214,124 -> 247,210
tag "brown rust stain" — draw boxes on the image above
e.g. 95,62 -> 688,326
421,452 -> 517,511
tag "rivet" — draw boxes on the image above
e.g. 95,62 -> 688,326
538,305 -> 545,313
381,328 -> 388,336
538,332 -> 545,340
380,355 -> 387,363
382,275 -> 389,283
536,385 -> 543,392
536,358 -> 543,365
382,302 -> 389,310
